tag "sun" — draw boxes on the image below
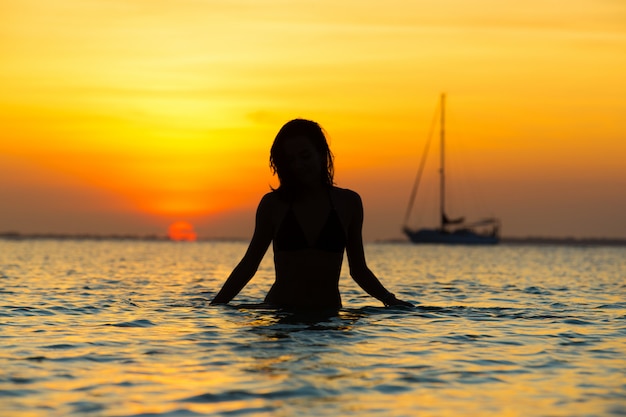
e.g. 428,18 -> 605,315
167,221 -> 197,242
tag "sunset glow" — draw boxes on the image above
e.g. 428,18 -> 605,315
167,221 -> 197,242
1,0 -> 625,239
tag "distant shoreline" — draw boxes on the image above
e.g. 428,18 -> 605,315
0,231 -> 244,243
1,232 -> 625,247
500,237 -> 626,247
376,237 -> 626,247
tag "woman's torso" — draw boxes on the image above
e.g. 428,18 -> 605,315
265,187 -> 349,308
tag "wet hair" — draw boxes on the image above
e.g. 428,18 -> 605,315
270,119 -> 335,195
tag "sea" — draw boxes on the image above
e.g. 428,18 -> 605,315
1,239 -> 625,417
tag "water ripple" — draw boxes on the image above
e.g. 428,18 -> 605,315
106,319 -> 157,327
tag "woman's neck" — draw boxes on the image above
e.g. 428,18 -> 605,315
292,182 -> 328,201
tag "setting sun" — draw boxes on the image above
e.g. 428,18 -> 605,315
167,221 -> 197,242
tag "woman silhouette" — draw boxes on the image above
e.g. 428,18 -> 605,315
211,119 -> 412,309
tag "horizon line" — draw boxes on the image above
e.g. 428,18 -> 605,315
1,231 -> 626,246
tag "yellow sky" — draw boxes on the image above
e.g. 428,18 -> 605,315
1,0 -> 625,239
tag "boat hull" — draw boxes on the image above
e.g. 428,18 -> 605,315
404,228 -> 499,245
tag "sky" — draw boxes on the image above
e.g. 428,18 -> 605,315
1,0 -> 625,240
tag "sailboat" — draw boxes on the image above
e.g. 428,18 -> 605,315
402,94 -> 500,244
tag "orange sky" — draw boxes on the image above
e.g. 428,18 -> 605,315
1,0 -> 625,239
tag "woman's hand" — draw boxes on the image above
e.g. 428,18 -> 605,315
382,292 -> 413,307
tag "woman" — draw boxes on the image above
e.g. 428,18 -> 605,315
211,119 -> 412,309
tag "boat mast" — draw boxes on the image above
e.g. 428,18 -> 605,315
439,93 -> 446,231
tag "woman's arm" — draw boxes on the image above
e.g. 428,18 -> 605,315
210,194 -> 274,304
344,191 -> 412,307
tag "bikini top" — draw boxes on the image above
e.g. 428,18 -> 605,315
274,194 -> 346,254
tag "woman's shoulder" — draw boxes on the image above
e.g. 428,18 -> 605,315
329,187 -> 363,227
260,190 -> 283,205
258,190 -> 291,212
331,186 -> 360,198
256,191 -> 290,227
330,186 -> 362,207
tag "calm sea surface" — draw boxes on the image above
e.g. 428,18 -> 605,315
1,240 -> 625,417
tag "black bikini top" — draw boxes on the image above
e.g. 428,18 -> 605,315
274,193 -> 346,254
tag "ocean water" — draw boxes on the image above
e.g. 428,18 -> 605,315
1,240 -> 625,417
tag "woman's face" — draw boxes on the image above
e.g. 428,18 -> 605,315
281,135 -> 322,187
